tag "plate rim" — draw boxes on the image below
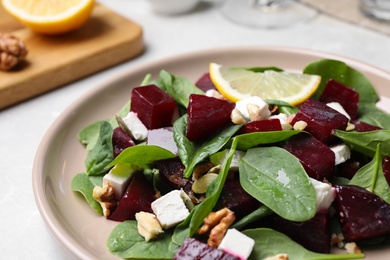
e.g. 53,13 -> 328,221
32,45 -> 390,258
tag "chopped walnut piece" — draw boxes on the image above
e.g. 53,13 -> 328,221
231,108 -> 247,125
93,183 -> 117,217
264,254 -> 289,260
345,242 -> 362,254
331,233 -> 344,248
293,120 -> 307,131
197,207 -> 235,247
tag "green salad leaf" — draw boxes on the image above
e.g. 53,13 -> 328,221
71,173 -> 102,215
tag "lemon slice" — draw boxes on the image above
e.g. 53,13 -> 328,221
2,0 -> 95,35
209,63 -> 321,106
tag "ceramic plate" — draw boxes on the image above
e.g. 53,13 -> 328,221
32,46 -> 390,259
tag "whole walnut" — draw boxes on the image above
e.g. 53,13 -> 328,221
0,33 -> 28,71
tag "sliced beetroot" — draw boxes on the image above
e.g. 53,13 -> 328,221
195,73 -> 216,92
108,172 -> 156,222
272,212 -> 330,253
319,79 -> 359,120
333,185 -> 390,242
336,160 -> 361,180
130,85 -> 176,129
216,179 -> 260,219
173,237 -> 240,260
291,98 -> 349,144
154,158 -> 188,189
112,127 -> 135,157
383,157 -> 390,186
283,133 -> 335,181
186,94 -> 235,141
352,120 -> 382,132
238,118 -> 282,135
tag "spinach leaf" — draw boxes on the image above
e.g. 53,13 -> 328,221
106,145 -> 176,169
333,130 -> 390,157
244,228 -> 364,260
350,144 -> 390,203
173,115 -> 242,178
85,121 -> 114,176
107,221 -> 174,259
239,147 -> 316,221
265,99 -> 299,116
358,103 -> 390,130
235,130 -> 301,150
231,205 -> 273,230
170,211 -> 194,248
71,173 -> 102,215
233,66 -> 283,73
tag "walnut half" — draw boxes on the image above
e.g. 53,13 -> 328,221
93,183 -> 117,217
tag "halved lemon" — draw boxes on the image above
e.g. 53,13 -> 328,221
2,0 -> 95,35
209,63 -> 321,106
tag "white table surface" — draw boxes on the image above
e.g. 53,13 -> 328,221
1,0 -> 390,259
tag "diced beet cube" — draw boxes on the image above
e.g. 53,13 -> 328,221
351,120 -> 382,132
112,127 -> 135,157
238,118 -> 282,135
336,152 -> 369,180
283,133 -> 335,181
195,73 -> 217,92
319,79 -> 359,120
333,185 -> 390,242
186,94 -> 235,141
174,237 -> 240,260
154,158 -> 188,189
130,85 -> 176,129
216,179 -> 260,220
291,99 -> 349,144
383,157 -> 390,186
272,212 -> 330,253
108,172 -> 156,222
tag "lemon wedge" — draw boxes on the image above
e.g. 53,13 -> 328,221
2,0 -> 95,35
209,62 -> 321,106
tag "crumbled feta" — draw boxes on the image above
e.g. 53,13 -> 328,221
269,113 -> 292,130
103,164 -> 137,200
235,96 -> 271,121
326,102 -> 351,120
310,178 -> 336,212
210,149 -> 246,171
122,111 -> 148,141
147,127 -> 178,155
218,229 -> 255,260
330,144 -> 351,165
205,89 -> 224,99
151,189 -> 190,229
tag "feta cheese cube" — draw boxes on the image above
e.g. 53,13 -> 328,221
151,190 -> 190,229
218,229 -> 255,260
103,164 -> 138,200
310,178 -> 336,212
211,149 -> 246,171
122,111 -> 148,141
235,96 -> 271,121
330,143 -> 351,165
326,102 -> 351,120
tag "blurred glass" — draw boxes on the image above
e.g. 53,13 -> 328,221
360,0 -> 390,20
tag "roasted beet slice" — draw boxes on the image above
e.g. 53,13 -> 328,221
383,157 -> 390,186
174,237 -> 240,260
333,185 -> 390,242
108,172 -> 156,222
155,158 -> 188,189
186,94 -> 235,141
283,133 -> 335,181
238,118 -> 282,135
112,127 -> 136,157
336,152 -> 370,180
352,120 -> 382,132
195,73 -> 216,92
319,79 -> 359,120
216,179 -> 260,219
291,99 -> 348,144
272,212 -> 330,253
130,85 -> 176,129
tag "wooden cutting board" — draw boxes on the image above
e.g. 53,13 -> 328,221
0,3 -> 144,110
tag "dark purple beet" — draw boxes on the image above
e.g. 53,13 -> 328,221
333,185 -> 390,242
238,118 -> 282,135
291,99 -> 349,144
195,73 -> 217,92
351,120 -> 382,132
154,158 -> 188,189
186,94 -> 235,141
174,237 -> 240,260
273,212 -> 331,253
130,85 -> 176,129
319,79 -> 359,120
108,172 -> 156,222
283,133 -> 335,181
112,127 -> 135,157
383,157 -> 390,186
336,160 -> 361,180
216,179 -> 260,219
